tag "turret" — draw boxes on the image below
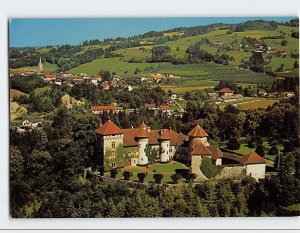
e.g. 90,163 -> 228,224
135,128 -> 149,166
188,124 -> 209,151
158,129 -> 171,163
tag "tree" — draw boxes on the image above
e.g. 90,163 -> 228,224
281,40 -> 288,46
137,173 -> 147,183
98,70 -> 112,82
110,168 -> 118,178
153,174 -> 163,184
10,146 -> 24,180
255,144 -> 265,157
123,171 -> 133,181
171,174 -> 182,184
293,60 -> 298,69
249,51 -> 264,72
269,146 -> 279,155
226,138 -> 240,150
200,157 -> 220,179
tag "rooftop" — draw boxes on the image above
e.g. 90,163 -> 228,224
188,124 -> 208,137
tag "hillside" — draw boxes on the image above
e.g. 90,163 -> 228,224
9,19 -> 299,88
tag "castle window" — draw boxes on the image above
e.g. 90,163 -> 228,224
112,142 -> 116,148
111,151 -> 116,159
111,162 -> 116,168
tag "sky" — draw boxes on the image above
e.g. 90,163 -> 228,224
9,17 -> 296,47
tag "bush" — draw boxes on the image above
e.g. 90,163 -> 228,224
226,138 -> 240,150
153,174 -> 163,184
137,173 -> 147,183
248,137 -> 263,148
186,173 -> 197,183
200,157 -> 222,179
255,145 -> 265,157
269,146 -> 279,155
171,174 -> 182,184
110,168 -> 118,178
123,171 -> 133,181
175,169 -> 190,179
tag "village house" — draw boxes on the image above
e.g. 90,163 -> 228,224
218,87 -> 234,97
276,49 -> 287,57
221,94 -> 243,103
282,91 -> 295,98
91,106 -> 124,114
210,40 -> 224,46
218,88 -> 243,103
168,89 -> 177,100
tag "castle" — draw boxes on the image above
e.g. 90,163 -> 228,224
95,119 -> 266,180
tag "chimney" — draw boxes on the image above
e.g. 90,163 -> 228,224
147,126 -> 151,132
169,127 -> 171,132
131,125 -> 134,129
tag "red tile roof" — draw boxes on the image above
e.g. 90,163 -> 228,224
91,106 -> 116,111
95,120 -> 123,135
158,129 -> 171,140
135,128 -> 149,138
276,49 -> 287,53
218,88 -> 234,93
160,105 -> 170,110
188,124 -> 208,137
208,147 -> 223,160
211,40 -> 224,43
44,73 -> 56,79
239,151 -> 265,165
191,143 -> 212,156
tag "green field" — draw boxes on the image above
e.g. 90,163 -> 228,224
68,58 -> 158,76
113,46 -> 152,60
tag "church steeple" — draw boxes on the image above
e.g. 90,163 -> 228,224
38,57 -> 44,73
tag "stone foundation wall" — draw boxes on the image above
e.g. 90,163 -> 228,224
214,165 -> 246,180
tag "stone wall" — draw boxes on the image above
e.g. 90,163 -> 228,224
214,165 -> 246,180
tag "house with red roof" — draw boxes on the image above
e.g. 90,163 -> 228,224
211,40 -> 224,46
218,87 -> 234,97
91,106 -> 123,114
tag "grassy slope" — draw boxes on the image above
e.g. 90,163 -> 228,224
66,25 -> 297,84
68,58 -> 156,76
11,62 -> 58,73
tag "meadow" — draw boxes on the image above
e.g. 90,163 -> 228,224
68,57 -> 157,75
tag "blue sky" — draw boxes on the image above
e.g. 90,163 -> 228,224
9,17 -> 296,47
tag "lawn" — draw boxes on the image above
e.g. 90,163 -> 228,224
236,98 -> 280,110
148,161 -> 187,173
68,58 -> 158,76
113,161 -> 187,184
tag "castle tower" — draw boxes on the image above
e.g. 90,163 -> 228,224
135,128 -> 149,166
38,57 -> 44,73
158,129 -> 171,163
188,124 -> 209,152
95,119 -> 124,169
